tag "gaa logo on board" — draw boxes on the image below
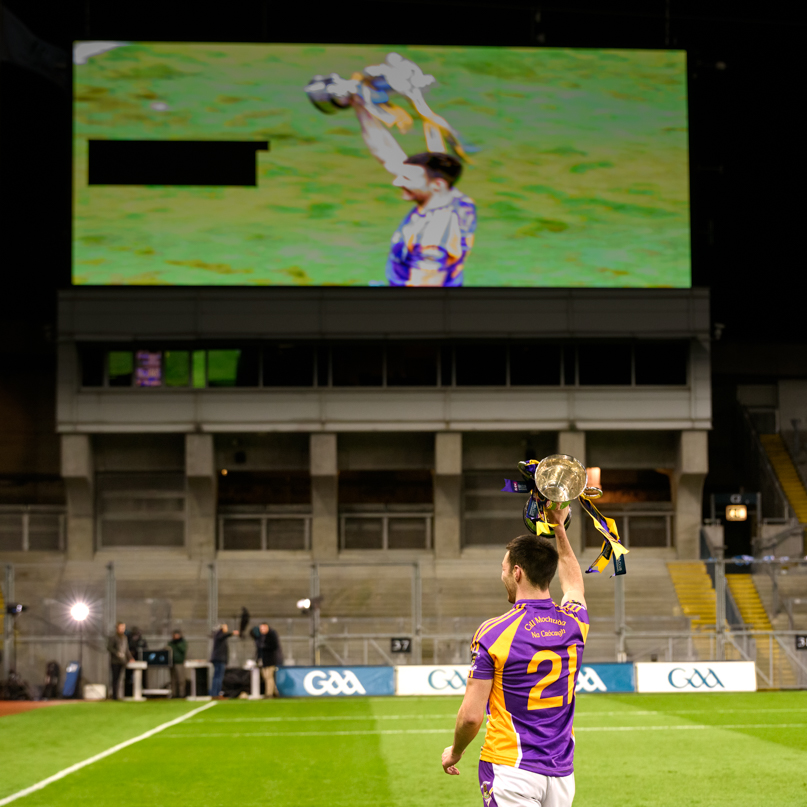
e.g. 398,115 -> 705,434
575,667 -> 608,693
303,669 -> 367,696
667,668 -> 724,690
427,668 -> 467,691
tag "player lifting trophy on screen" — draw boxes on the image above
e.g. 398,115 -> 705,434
305,53 -> 477,287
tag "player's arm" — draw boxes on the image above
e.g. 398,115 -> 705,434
546,505 -> 586,608
441,676 -> 492,775
350,98 -> 407,176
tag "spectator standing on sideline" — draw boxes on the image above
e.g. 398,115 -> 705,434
209,623 -> 238,697
250,622 -> 283,697
167,630 -> 187,698
107,622 -> 132,700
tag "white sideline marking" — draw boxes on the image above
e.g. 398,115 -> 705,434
190,714 -> 459,723
167,728 -> 454,738
0,701 -> 217,806
575,708 -> 807,718
164,721 -> 807,739
190,707 -> 807,725
578,723 -> 807,732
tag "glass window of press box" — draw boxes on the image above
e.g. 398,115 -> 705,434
80,340 -> 690,389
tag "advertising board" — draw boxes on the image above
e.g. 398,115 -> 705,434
276,666 -> 394,697
574,663 -> 635,694
635,661 -> 757,693
396,665 -> 470,696
396,663 -> 635,696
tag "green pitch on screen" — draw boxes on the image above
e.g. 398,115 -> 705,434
73,43 -> 690,287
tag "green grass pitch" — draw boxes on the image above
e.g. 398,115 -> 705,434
2,691 -> 807,806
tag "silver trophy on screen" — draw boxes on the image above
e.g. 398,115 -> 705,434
304,53 -> 474,160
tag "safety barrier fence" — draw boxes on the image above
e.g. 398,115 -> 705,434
5,625 -> 807,699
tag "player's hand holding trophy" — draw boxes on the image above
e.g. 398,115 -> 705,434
502,455 -> 628,576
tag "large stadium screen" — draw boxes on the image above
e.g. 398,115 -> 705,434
73,42 -> 690,287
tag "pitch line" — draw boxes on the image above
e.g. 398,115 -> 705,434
0,701 -> 217,806
575,707 -> 807,718
189,714 -> 460,723
167,728 -> 454,738
190,707 -> 807,725
164,722 -> 807,739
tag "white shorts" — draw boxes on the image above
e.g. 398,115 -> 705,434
479,761 -> 575,807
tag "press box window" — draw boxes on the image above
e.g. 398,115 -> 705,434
263,344 -> 315,387
135,350 -> 161,387
578,343 -> 631,385
331,343 -> 382,386
510,344 -> 561,386
635,341 -> 688,385
386,343 -> 438,386
108,351 -> 133,386
207,349 -> 259,387
164,351 -> 190,386
455,344 -> 506,386
80,345 -> 104,387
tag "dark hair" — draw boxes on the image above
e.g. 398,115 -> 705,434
505,534 -> 559,591
404,152 -> 463,187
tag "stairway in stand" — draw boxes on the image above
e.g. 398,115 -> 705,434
667,562 -> 717,659
759,434 -> 807,524
727,575 -> 796,687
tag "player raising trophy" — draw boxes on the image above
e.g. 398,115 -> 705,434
305,53 -> 477,287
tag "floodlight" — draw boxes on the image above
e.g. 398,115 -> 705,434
726,505 -> 747,522
70,602 -> 90,622
297,598 -> 311,611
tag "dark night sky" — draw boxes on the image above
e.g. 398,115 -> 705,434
1,0 -> 804,343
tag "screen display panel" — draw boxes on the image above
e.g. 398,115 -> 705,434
73,42 -> 690,287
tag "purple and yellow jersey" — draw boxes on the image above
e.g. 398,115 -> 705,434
468,598 -> 589,777
386,190 -> 476,287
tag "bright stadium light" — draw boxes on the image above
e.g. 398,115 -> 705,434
726,505 -> 747,522
297,598 -> 311,612
70,602 -> 90,622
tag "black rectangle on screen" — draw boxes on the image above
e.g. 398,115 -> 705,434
88,140 -> 269,186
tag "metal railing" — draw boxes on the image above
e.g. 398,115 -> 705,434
626,629 -> 807,689
740,406 -> 792,521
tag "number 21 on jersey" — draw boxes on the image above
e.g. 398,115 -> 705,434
527,646 -> 578,710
